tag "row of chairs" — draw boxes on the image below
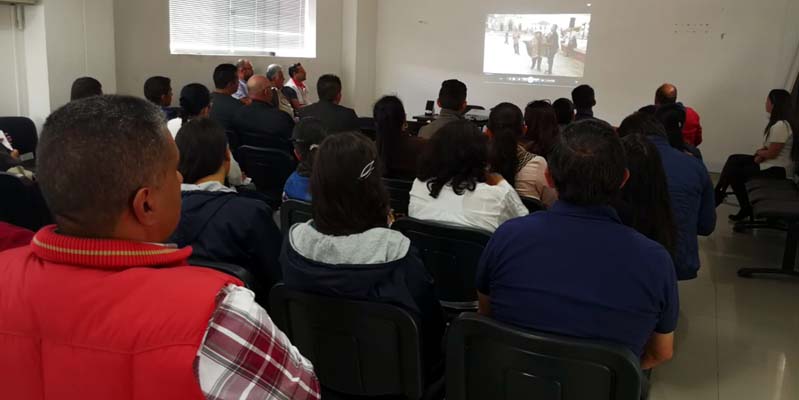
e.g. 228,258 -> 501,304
0,173 -> 52,231
736,177 -> 799,278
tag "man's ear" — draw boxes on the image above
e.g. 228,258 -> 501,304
485,128 -> 494,139
131,187 -> 157,227
436,99 -> 442,109
544,168 -> 555,188
620,168 -> 631,189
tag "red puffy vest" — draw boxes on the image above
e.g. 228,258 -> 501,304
0,226 -> 240,399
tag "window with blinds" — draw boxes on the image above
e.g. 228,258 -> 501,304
169,0 -> 316,58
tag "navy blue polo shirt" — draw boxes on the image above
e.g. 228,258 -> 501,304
477,202 -> 679,357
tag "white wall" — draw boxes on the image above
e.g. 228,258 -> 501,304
0,5 -> 23,117
375,0 -> 799,171
341,0 -> 377,116
114,0 -> 344,106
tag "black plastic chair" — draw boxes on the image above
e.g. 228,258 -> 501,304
235,145 -> 296,210
521,196 -> 545,213
447,313 -> 644,400
0,173 -> 52,231
383,178 -> 413,215
0,116 -> 37,156
358,117 -> 376,141
225,130 -> 241,151
392,217 -> 492,311
269,284 -> 424,399
280,199 -> 313,236
188,257 -> 258,290
238,131 -> 292,153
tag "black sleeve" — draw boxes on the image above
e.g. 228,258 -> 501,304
282,87 -> 298,101
246,204 -> 283,290
348,109 -> 361,132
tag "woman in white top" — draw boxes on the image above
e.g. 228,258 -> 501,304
715,89 -> 796,221
409,119 -> 529,233
487,102 -> 557,206
167,83 -> 246,187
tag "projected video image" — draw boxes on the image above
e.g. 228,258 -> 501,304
484,14 -> 591,82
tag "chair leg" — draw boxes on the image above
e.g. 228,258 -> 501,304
738,222 -> 799,278
733,219 -> 788,233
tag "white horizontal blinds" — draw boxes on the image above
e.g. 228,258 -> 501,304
170,0 -> 309,56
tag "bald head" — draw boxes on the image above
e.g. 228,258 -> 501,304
247,75 -> 273,104
655,83 -> 678,106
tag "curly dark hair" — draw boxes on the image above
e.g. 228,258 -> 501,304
487,102 -> 524,187
417,120 -> 487,198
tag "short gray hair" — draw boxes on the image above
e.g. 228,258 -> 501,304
265,64 -> 283,81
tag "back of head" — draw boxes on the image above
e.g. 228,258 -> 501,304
179,83 -> 211,120
143,76 -> 171,104
488,102 -> 524,186
213,63 -> 238,90
438,79 -> 468,111
70,77 -> 103,101
175,118 -> 228,184
618,112 -> 668,139
37,95 -> 171,237
265,64 -> 283,81
552,98 -> 575,125
317,74 -> 342,102
373,96 -> 407,163
654,104 -> 687,149
311,131 -> 389,236
417,119 -> 487,198
548,119 -> 626,206
571,84 -> 595,110
767,89 -> 796,132
293,117 -> 327,174
655,84 -> 678,106
524,100 -> 560,156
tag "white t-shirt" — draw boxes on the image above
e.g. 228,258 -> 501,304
760,120 -> 794,177
408,178 -> 529,233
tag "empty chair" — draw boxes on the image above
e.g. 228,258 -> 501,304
447,313 -> 644,400
0,173 -> 51,231
235,145 -> 296,209
392,217 -> 491,311
521,196 -> 545,213
0,116 -> 37,156
280,199 -> 313,236
269,284 -> 426,399
383,177 -> 413,215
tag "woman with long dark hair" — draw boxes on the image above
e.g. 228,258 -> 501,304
410,119 -> 528,232
715,89 -> 797,220
613,134 -> 678,257
487,102 -> 556,205
523,100 -> 561,157
373,95 -> 426,180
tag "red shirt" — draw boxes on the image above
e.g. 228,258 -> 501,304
0,221 -> 34,252
682,106 -> 703,147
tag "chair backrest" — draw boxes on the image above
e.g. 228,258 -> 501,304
0,173 -> 52,231
447,313 -> 643,400
358,117 -> 376,140
391,217 -> 491,310
463,105 -> 486,113
407,120 -> 426,136
238,131 -> 292,153
383,177 -> 413,215
235,145 -> 296,209
225,129 -> 241,151
188,257 -> 257,290
0,117 -> 37,156
280,199 -> 313,236
521,196 -> 545,213
269,284 -> 424,399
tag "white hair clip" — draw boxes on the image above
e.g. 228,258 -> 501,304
310,144 -> 319,151
359,160 -> 376,180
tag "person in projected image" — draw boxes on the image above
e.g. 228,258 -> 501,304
545,25 -> 560,75
524,31 -> 545,71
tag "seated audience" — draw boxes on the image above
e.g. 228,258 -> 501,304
266,64 -> 296,118
571,84 -> 605,123
655,103 -> 703,159
170,118 -> 283,292
281,131 -> 444,387
284,118 -> 327,202
612,132 -> 678,258
487,102 -> 556,205
625,112 -> 716,280
169,83 -> 245,186
143,76 -> 179,120
209,63 -> 243,132
0,95 -> 319,399
70,77 -> 103,101
656,83 -> 703,147
374,95 -> 426,180
0,131 -> 21,171
553,97 -> 575,130
233,75 -> 295,152
285,63 -> 310,107
0,221 -> 34,252
523,100 -> 561,158
299,74 -> 359,134
233,58 -> 254,102
716,89 -> 797,220
410,120 -> 528,232
419,79 -> 468,139
477,119 -> 678,371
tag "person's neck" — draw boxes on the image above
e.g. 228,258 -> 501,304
196,170 -> 227,185
576,108 -> 593,114
214,89 -> 234,96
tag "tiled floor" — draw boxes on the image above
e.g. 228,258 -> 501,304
649,204 -> 799,400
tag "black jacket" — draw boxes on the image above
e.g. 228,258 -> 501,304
171,190 -> 283,291
280,240 -> 445,378
233,100 -> 295,151
210,92 -> 243,132
298,100 -> 360,134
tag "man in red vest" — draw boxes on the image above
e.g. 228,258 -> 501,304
0,95 -> 320,399
655,83 -> 703,147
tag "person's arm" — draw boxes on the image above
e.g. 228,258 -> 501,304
755,142 -> 785,161
478,292 -> 491,316
197,285 -> 321,400
640,332 -> 674,370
